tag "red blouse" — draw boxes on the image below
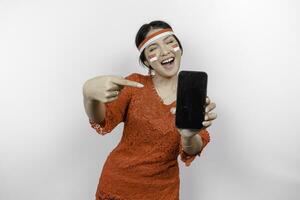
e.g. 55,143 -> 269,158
89,73 -> 210,200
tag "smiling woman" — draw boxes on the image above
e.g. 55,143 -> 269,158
82,20 -> 217,200
136,22 -> 183,77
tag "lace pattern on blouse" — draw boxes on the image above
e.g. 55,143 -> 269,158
86,73 -> 212,199
97,190 -> 125,200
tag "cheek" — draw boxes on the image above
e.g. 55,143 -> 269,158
172,44 -> 180,52
147,53 -> 158,62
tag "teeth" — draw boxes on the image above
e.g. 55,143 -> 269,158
161,57 -> 174,64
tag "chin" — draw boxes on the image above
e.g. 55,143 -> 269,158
162,67 -> 179,78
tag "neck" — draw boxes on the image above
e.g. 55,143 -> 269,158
152,73 -> 178,91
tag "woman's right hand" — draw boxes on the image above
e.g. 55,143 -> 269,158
83,75 -> 144,103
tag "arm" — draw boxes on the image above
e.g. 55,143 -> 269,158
83,95 -> 106,124
82,74 -> 143,124
178,129 -> 210,166
83,73 -> 143,135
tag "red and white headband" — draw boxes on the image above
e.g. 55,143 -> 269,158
138,28 -> 175,53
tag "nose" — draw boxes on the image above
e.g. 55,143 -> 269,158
160,44 -> 170,56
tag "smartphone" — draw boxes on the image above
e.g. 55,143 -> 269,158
175,71 -> 208,129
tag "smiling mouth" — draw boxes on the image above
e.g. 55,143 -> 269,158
160,57 -> 175,66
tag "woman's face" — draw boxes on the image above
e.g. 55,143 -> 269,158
143,28 -> 182,78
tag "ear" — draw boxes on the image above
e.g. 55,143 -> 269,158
144,60 -> 150,67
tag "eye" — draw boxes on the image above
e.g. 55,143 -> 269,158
167,40 -> 174,44
149,47 -> 157,52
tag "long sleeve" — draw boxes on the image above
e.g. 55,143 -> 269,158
89,73 -> 140,135
179,129 -> 211,167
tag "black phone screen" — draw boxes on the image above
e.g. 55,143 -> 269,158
175,71 -> 208,129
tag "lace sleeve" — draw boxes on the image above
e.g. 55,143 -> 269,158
88,73 -> 140,135
179,129 -> 211,167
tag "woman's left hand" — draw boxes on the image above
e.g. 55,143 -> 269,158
170,96 -> 217,138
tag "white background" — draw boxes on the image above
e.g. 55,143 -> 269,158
0,0 -> 299,199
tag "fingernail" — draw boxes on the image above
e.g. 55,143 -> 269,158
137,83 -> 144,88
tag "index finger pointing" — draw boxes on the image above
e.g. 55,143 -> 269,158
112,77 -> 144,88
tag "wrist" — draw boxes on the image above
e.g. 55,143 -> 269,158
181,134 -> 204,155
181,135 -> 195,147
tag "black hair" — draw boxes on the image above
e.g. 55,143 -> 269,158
135,20 -> 183,73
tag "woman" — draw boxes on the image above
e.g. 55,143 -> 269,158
82,20 -> 217,200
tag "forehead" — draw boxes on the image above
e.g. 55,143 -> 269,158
145,28 -> 175,45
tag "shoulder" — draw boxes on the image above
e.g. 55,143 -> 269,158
124,73 -> 149,85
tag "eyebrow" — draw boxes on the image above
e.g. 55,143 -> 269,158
163,35 -> 173,41
148,43 -> 158,48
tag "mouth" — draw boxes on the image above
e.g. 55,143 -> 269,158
160,57 -> 175,70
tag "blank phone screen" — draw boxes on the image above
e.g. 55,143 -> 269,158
175,71 -> 208,129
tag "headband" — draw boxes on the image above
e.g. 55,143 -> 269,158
138,28 -> 175,53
